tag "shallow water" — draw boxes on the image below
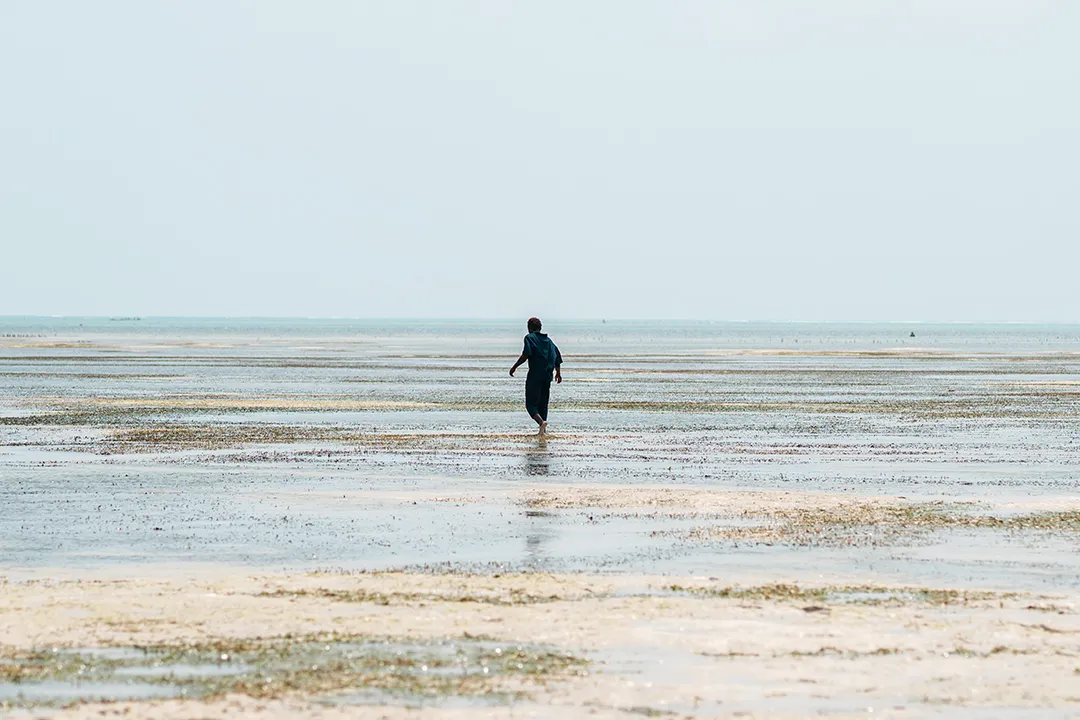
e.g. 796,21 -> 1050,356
1,319 -> 1079,590
0,680 -> 179,703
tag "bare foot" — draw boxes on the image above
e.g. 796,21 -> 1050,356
538,421 -> 547,437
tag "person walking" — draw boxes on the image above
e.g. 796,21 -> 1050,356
509,317 -> 562,436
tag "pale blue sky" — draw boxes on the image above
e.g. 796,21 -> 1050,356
1,1 -> 1077,321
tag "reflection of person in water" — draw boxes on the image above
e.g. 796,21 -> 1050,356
524,506 -> 554,558
525,447 -> 550,476
509,317 -> 563,436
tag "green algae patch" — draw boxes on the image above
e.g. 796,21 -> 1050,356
0,634 -> 587,711
981,511 -> 1080,532
698,643 -> 1051,662
671,502 -> 1080,548
258,587 -> 566,607
668,583 -> 830,603
105,424 -> 354,452
668,583 -> 1002,607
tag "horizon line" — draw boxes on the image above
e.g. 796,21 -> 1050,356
3,315 -> 1080,326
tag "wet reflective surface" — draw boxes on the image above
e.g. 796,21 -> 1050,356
2,319 -> 1079,589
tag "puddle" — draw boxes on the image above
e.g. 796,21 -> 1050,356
0,680 -> 178,702
114,662 -> 252,678
0,639 -> 584,709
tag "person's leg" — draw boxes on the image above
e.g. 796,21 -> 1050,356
539,379 -> 551,421
525,376 -> 545,429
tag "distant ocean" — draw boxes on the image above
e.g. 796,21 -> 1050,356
3,316 -> 1080,353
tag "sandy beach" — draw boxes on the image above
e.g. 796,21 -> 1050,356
4,567 -> 1080,719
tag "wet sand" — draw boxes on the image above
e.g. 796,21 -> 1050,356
2,323 -> 1080,717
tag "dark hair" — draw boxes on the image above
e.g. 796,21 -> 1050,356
527,317 -> 542,332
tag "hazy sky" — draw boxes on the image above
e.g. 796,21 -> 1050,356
2,1 -> 1077,321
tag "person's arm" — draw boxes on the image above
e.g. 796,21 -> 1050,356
509,352 -> 528,377
511,337 -> 532,376
554,344 -> 563,384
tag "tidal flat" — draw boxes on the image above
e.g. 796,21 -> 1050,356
1,319 -> 1079,717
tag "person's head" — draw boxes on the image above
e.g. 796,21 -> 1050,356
527,317 -> 542,333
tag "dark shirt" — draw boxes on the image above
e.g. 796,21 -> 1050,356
522,331 -> 562,377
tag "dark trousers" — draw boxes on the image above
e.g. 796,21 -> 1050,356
525,373 -> 552,420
